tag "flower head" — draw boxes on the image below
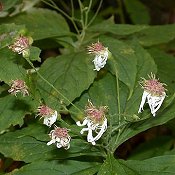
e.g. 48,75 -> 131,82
37,105 -> 57,127
47,125 -> 71,150
8,79 -> 29,96
87,41 -> 109,71
138,73 -> 166,116
8,36 -> 31,57
76,100 -> 108,145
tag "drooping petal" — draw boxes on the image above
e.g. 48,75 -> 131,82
138,91 -> 149,113
76,118 -> 89,126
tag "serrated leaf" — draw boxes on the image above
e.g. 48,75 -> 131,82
37,52 -> 96,108
124,0 -> 150,24
99,154 -> 175,175
0,123 -> 103,162
128,136 -> 174,160
0,94 -> 34,132
101,36 -> 137,97
8,160 -> 100,175
134,24 -> 175,46
88,20 -> 149,35
0,8 -> 71,40
120,155 -> 175,175
0,48 -> 26,83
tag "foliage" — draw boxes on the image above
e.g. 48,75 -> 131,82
0,0 -> 175,174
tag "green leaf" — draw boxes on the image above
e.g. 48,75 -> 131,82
120,155 -> 175,175
0,8 -> 71,40
0,123 -> 103,162
88,21 -> 149,35
8,160 -> 100,175
29,46 -> 41,62
124,0 -> 150,24
98,154 -> 128,175
0,48 -> 26,83
37,52 -> 96,108
0,23 -> 25,49
148,48 -> 175,95
0,95 -> 34,132
101,36 -> 137,97
134,24 -> 175,46
128,136 -> 174,160
99,154 -> 175,175
0,0 -> 21,11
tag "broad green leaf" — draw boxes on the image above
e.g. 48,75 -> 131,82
8,160 -> 100,175
0,8 -> 71,40
88,20 -> 149,35
124,0 -> 150,24
37,52 -> 96,108
0,123 -> 103,162
128,136 -> 174,160
98,154 -> 126,175
99,154 -> 175,175
0,48 -> 26,83
0,94 -> 35,132
0,23 -> 25,49
148,48 -> 175,95
101,36 -> 137,97
134,24 -> 175,46
120,155 -> 175,175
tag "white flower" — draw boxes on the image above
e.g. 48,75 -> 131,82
138,73 -> 166,117
87,41 -> 109,71
76,100 -> 108,145
47,125 -> 71,150
37,105 -> 57,127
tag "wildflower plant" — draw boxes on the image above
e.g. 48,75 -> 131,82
0,0 -> 175,174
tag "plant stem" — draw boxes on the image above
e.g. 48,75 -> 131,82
25,57 -> 83,114
41,0 -> 80,35
87,0 -> 103,27
117,0 -> 125,24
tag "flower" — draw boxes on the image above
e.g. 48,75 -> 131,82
87,41 -> 109,71
138,73 -> 166,116
47,125 -> 71,149
8,35 -> 31,57
76,100 -> 108,145
37,105 -> 57,127
8,79 -> 29,96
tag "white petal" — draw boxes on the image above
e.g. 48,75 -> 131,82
80,127 -> 89,134
47,139 -> 56,146
147,93 -> 166,116
138,91 -> 149,113
91,118 -> 107,142
87,128 -> 94,143
56,142 -> 63,148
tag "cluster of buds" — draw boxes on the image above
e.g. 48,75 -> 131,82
47,125 -> 71,150
138,73 -> 166,116
87,41 -> 109,71
8,35 -> 32,57
8,79 -> 29,97
37,105 -> 57,127
76,100 -> 108,145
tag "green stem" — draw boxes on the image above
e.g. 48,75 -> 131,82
41,0 -> 80,35
87,0 -> 103,27
25,57 -> 83,114
117,0 -> 125,24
